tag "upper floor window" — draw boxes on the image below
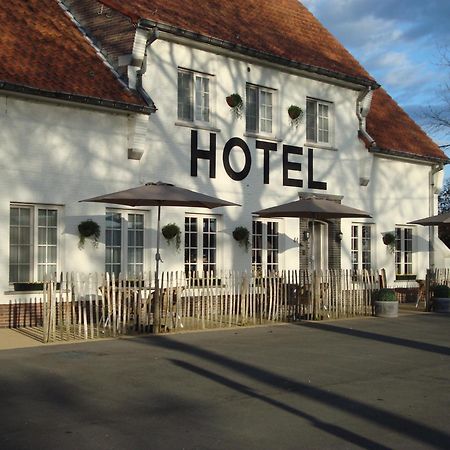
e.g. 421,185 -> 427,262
105,210 -> 145,278
177,69 -> 210,124
306,98 -> 331,145
246,84 -> 274,135
395,226 -> 414,277
9,204 -> 59,283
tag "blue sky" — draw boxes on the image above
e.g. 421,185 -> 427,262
302,0 -> 450,153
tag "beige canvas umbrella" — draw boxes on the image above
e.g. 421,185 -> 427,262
408,212 -> 450,226
253,197 -> 371,269
81,181 -> 239,333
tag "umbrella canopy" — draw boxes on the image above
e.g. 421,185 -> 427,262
81,181 -> 239,333
253,197 -> 372,219
81,181 -> 239,208
408,211 -> 450,226
253,197 -> 371,271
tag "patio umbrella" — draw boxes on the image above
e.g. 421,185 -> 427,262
408,211 -> 450,226
81,181 -> 239,333
253,197 -> 371,269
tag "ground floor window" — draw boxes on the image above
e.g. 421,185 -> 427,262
252,219 -> 280,273
9,204 -> 59,283
105,210 -> 145,277
395,226 -> 414,277
351,224 -> 372,271
185,215 -> 218,276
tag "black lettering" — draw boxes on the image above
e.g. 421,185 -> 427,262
223,138 -> 251,181
256,140 -> 277,184
308,148 -> 327,190
283,145 -> 303,187
190,130 -> 216,178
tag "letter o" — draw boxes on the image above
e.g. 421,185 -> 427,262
223,138 -> 251,181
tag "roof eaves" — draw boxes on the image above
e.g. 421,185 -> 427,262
0,81 -> 154,115
369,146 -> 450,165
138,19 -> 380,90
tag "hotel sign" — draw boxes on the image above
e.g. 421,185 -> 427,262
190,130 -> 327,190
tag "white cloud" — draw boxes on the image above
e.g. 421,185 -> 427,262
299,0 -> 450,139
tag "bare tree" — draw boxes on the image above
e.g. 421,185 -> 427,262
426,47 -> 450,136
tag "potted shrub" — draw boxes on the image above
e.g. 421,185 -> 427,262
232,226 -> 250,251
226,93 -> 243,118
78,219 -> 100,249
373,288 -> 398,318
162,223 -> 181,250
382,232 -> 396,253
431,284 -> 450,313
288,105 -> 303,127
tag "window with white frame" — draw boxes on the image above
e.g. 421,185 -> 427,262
185,215 -> 218,276
306,98 -> 331,145
246,83 -> 274,135
351,224 -> 373,272
177,68 -> 211,123
105,210 -> 145,277
9,204 -> 59,283
395,226 -> 414,276
252,219 -> 280,273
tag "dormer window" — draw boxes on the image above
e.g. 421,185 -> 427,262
177,68 -> 211,124
246,83 -> 274,136
306,98 -> 332,145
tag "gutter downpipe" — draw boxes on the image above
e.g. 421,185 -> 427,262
429,163 -> 444,269
136,26 -> 159,108
356,87 -> 376,147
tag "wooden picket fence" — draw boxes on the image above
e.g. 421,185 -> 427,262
41,269 -> 380,343
425,268 -> 450,310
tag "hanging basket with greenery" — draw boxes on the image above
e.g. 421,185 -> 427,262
78,220 -> 100,249
226,93 -> 243,119
232,226 -> 250,251
382,232 -> 396,253
288,105 -> 304,128
162,223 -> 181,250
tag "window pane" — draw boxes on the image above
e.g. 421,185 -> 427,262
195,76 -> 210,122
306,99 -> 317,142
178,71 -> 193,121
318,103 -> 329,143
246,85 -> 258,132
106,212 -> 122,275
260,90 -> 273,133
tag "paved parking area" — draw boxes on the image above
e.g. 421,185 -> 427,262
0,313 -> 449,449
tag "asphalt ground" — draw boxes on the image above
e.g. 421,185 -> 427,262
0,313 -> 449,450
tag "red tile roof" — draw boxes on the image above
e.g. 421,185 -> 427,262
0,0 -> 149,113
98,0 -> 447,162
99,0 -> 376,86
367,89 -> 447,162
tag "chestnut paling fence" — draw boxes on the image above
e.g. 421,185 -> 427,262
425,268 -> 450,310
41,269 -> 380,343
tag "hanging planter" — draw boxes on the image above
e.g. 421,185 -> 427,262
78,219 -> 100,249
232,226 -> 250,251
162,223 -> 181,250
288,105 -> 304,128
226,93 -> 243,119
382,232 -> 396,253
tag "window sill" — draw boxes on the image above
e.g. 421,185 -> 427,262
395,275 -> 417,281
175,121 -> 221,133
244,132 -> 282,143
304,142 -> 337,151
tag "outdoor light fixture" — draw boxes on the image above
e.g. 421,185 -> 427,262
337,231 -> 343,242
303,230 -> 310,241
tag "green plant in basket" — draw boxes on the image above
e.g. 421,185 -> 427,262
162,223 -> 181,250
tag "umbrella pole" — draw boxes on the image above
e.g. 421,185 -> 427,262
311,220 -> 315,271
153,204 -> 162,334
